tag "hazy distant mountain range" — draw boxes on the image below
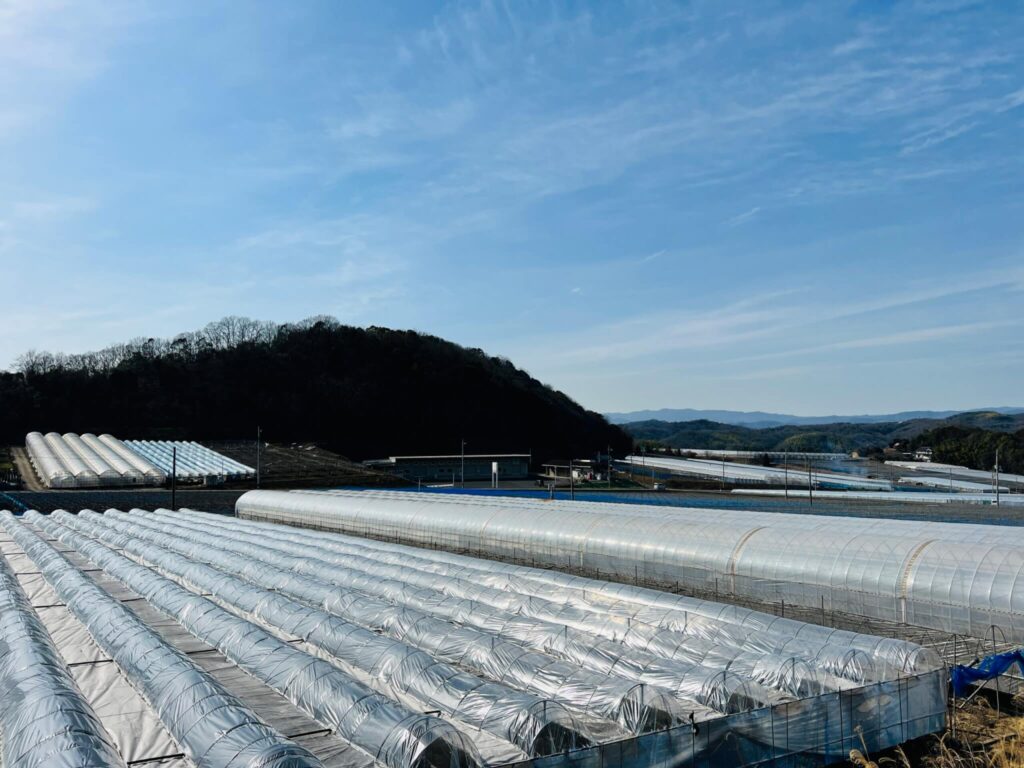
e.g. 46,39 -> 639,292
605,407 -> 1024,427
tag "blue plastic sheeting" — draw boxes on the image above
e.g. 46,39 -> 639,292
951,650 -> 1024,696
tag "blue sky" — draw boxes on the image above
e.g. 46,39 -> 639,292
1,1 -> 1021,415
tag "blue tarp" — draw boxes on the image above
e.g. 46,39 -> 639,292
951,649 -> 1024,696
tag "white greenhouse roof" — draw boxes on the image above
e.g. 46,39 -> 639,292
623,454 -> 892,490
241,488 -> 1024,643
124,441 -> 255,481
887,460 -> 1024,486
24,432 -> 166,489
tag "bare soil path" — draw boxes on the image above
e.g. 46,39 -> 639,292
11,446 -> 45,491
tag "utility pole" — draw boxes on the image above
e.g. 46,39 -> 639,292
784,450 -> 789,499
568,457 -> 575,500
607,445 -> 612,489
995,447 -> 1001,507
170,446 -> 177,511
256,425 -> 261,488
807,459 -> 813,506
460,439 -> 466,489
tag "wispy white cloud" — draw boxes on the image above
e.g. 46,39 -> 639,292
831,322 -> 1009,350
509,263 -> 1024,382
12,196 -> 97,220
832,36 -> 874,56
232,215 -> 409,301
325,98 -> 475,143
0,1 -> 159,140
727,321 -> 1015,366
306,1 -> 1022,228
523,290 -> 806,367
727,206 -> 760,226
900,87 -> 1024,154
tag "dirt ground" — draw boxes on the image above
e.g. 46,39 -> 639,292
10,446 -> 44,490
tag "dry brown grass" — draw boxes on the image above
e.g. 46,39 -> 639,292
978,717 -> 1024,768
846,698 -> 1024,768
944,697 -> 1024,768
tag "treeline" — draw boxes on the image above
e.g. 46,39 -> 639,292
911,426 -> 1024,475
626,419 -> 897,454
0,316 -> 630,462
14,316 -> 280,375
625,416 -> 1024,471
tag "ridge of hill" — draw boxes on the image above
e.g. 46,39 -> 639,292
606,406 -> 1024,427
0,316 -> 629,462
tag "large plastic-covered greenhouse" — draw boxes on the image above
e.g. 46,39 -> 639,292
22,432 -> 254,488
24,432 -> 166,488
0,506 -> 945,768
623,455 -> 893,490
125,440 -> 255,481
236,489 -> 1024,642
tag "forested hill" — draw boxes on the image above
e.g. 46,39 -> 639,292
0,316 -> 629,462
625,419 -> 898,454
909,425 -> 1024,475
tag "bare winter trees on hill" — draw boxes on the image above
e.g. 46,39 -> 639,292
14,316 -> 328,375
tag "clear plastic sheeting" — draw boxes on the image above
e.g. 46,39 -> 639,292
94,509 -> 695,734
330,489 -> 1016,548
141,509 -> 798,712
622,455 -> 893,490
62,434 -> 122,485
146,506 -> 946,764
147,509 -> 936,698
43,433 -> 100,487
887,461 -> 1024,487
0,511 -> 323,768
24,433 -> 163,488
184,507 -> 872,691
228,496 -> 935,679
125,441 -> 254,481
29,512 -> 489,768
738,488 -> 1024,506
60,511 -> 593,759
79,434 -> 146,485
0,538 -> 125,768
4,504 -> 951,768
505,669 -> 946,768
97,435 -> 167,485
897,475 -> 1008,492
24,432 -> 75,489
236,487 -> 1024,642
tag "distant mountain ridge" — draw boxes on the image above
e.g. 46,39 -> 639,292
605,407 -> 1024,427
622,412 -> 1024,473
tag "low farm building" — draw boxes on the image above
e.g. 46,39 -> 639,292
364,453 -> 530,483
